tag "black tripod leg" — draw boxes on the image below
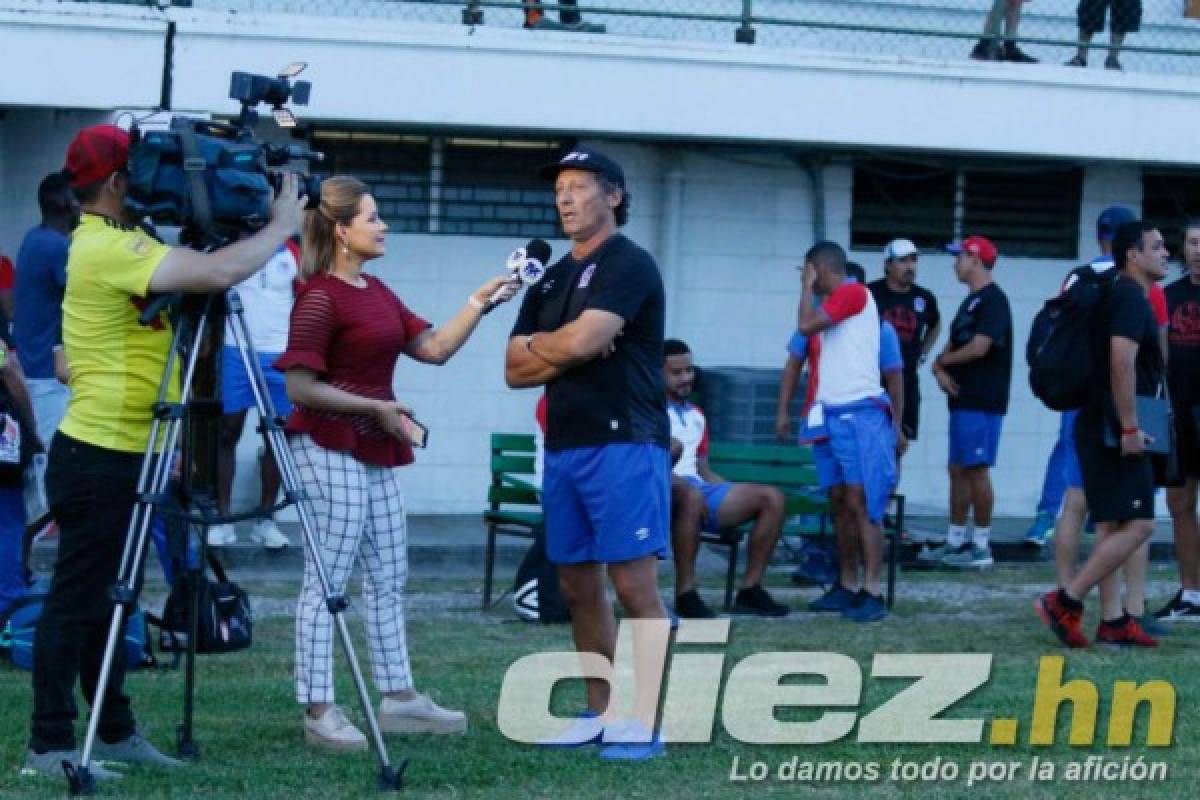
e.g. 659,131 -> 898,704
177,553 -> 202,759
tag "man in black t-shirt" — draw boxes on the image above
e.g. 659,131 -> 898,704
868,238 -> 941,443
506,148 -> 669,760
1156,219 -> 1200,623
923,236 -> 1011,569
1037,220 -> 1169,649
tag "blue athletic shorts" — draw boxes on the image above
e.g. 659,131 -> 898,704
221,346 -> 292,415
683,476 -> 733,534
1061,409 -> 1082,490
812,400 -> 897,525
543,443 -> 671,564
948,410 -> 1004,468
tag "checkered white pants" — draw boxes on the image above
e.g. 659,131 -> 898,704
292,434 -> 413,704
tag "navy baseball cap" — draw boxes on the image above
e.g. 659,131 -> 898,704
1096,206 -> 1136,242
542,147 -> 626,189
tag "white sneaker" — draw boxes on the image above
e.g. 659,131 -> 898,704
251,518 -> 289,550
379,692 -> 467,735
304,706 -> 368,752
206,523 -> 236,547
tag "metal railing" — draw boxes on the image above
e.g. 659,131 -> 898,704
176,0 -> 1200,75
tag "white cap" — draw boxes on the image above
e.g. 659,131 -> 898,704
883,238 -> 918,260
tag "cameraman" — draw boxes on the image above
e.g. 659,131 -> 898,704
24,124 -> 306,779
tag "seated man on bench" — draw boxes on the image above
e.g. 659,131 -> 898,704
664,339 -> 789,619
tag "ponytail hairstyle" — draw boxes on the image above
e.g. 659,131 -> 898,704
300,175 -> 371,279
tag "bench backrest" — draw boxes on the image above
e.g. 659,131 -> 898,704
488,433 -> 540,510
707,441 -> 826,516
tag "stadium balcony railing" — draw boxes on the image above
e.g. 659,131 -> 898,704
130,0 -> 1200,77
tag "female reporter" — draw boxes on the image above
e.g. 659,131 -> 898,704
276,175 -> 517,751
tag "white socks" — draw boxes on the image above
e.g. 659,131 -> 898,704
946,524 -> 990,549
973,526 -> 991,550
946,525 -> 967,548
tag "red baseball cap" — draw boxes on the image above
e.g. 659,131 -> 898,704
944,235 -> 998,268
64,124 -> 130,188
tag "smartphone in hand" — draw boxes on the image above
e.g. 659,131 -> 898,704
401,413 -> 429,449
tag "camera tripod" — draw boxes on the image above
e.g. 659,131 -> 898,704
65,289 -> 408,794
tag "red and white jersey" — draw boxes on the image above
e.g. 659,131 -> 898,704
812,282 -> 885,406
668,400 -> 708,480
226,240 -> 299,354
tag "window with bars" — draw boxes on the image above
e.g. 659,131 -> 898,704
1143,170 -> 1200,257
310,130 -> 563,238
962,167 -> 1081,260
312,131 -> 432,233
851,158 -> 1082,260
440,138 -> 562,237
850,160 -> 956,251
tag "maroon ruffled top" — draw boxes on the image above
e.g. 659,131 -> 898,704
274,272 -> 431,467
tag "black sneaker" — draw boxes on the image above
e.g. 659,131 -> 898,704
675,590 -> 716,619
1104,54 -> 1122,70
1154,589 -> 1200,622
969,38 -> 1001,61
1003,41 -> 1038,63
732,585 -> 790,617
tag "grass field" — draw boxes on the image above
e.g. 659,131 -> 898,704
1,566 -> 1197,799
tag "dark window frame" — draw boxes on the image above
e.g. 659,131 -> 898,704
310,129 -> 564,238
851,157 -> 1082,261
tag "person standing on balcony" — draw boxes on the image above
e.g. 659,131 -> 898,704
970,0 -> 1038,62
1065,0 -> 1141,70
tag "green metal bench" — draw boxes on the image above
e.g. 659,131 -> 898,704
481,434 -> 901,610
479,432 -> 754,609
482,433 -> 542,609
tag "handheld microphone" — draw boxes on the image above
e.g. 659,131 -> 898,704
483,238 -> 551,314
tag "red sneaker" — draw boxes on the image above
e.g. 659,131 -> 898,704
1096,616 -> 1159,648
1035,591 -> 1089,648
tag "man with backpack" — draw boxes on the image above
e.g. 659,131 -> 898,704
1030,207 -> 1168,639
924,236 -> 1012,569
1036,220 -> 1169,648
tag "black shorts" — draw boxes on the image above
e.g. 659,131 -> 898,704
1075,407 -> 1155,523
1077,0 -> 1142,35
1173,401 -> 1200,479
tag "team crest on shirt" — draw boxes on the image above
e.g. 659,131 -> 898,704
579,264 -> 597,288
914,296 -> 926,313
127,237 -> 152,256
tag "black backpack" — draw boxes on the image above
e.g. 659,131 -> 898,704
512,529 -> 569,624
1027,266 -> 1115,411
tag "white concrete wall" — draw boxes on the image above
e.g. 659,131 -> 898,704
6,2 -> 1200,164
0,109 -> 110,262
